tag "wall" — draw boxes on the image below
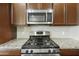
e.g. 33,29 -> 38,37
17,4 -> 79,40
17,25 -> 79,40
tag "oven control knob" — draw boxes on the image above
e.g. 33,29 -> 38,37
30,50 -> 33,53
53,49 -> 58,53
48,50 -> 51,53
26,50 -> 28,53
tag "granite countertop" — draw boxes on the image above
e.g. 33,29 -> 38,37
52,38 -> 79,49
0,38 -> 79,50
0,38 -> 28,50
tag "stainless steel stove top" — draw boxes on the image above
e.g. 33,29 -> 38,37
22,36 -> 59,49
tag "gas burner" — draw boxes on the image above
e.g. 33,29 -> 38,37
46,42 -> 50,45
45,40 -> 48,42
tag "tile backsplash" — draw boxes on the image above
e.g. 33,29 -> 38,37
17,25 -> 79,40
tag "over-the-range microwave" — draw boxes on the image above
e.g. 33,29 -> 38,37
27,9 -> 53,24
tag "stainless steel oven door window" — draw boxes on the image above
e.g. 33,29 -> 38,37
28,13 -> 46,22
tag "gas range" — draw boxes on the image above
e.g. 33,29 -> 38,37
21,31 -> 60,56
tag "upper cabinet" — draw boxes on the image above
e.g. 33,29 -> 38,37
66,3 -> 77,25
40,3 -> 52,9
27,3 -> 39,9
53,3 -> 65,25
53,3 -> 78,25
27,3 -> 52,9
0,3 -> 16,44
11,3 -> 52,25
11,3 -> 26,25
11,3 -> 78,26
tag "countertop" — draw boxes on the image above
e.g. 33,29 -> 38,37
0,38 -> 79,50
0,38 -> 28,50
52,38 -> 79,49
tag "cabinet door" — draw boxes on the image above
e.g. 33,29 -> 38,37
0,3 -> 15,44
0,49 -> 21,56
60,49 -> 79,56
53,3 -> 65,25
27,3 -> 39,9
12,3 -> 26,25
66,3 -> 77,25
40,3 -> 52,9
27,3 -> 52,9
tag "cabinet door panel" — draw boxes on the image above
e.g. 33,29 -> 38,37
60,49 -> 79,56
0,49 -> 21,56
12,3 -> 26,25
27,3 -> 39,9
40,3 -> 52,9
27,3 -> 52,9
0,3 -> 15,44
66,3 -> 77,25
53,3 -> 65,25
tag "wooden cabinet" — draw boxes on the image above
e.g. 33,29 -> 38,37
11,3 -> 26,25
0,49 -> 21,56
27,3 -> 52,9
27,3 -> 39,9
66,3 -> 77,25
40,3 -> 52,9
11,3 -> 78,26
11,3 -> 52,25
0,3 -> 16,44
53,3 -> 77,25
53,3 -> 65,25
60,49 -> 79,56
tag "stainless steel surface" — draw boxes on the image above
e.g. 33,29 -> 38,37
27,9 -> 53,24
21,54 -> 60,56
30,31 -> 50,36
21,48 -> 59,54
27,22 -> 53,24
27,9 -> 53,13
21,31 -> 60,56
29,15 -> 46,22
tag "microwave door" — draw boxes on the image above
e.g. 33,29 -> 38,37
29,16 -> 46,22
28,13 -> 46,22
